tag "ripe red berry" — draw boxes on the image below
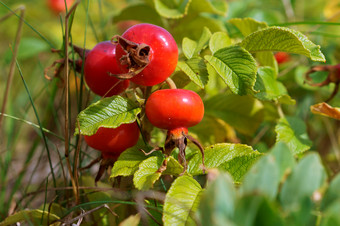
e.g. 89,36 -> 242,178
115,23 -> 178,86
48,0 -> 74,14
274,52 -> 291,64
84,122 -> 140,159
84,41 -> 130,97
145,89 -> 204,132
145,89 -> 205,173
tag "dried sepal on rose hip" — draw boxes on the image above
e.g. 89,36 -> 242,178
305,64 -> 340,102
83,122 -> 140,182
145,89 -> 205,174
111,23 -> 178,86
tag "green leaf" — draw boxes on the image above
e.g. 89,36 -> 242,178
110,146 -> 151,178
280,153 -> 327,210
321,201 -> 340,226
154,0 -> 191,19
198,173 -> 236,225
275,116 -> 313,155
133,156 -> 163,190
182,37 -> 197,59
204,45 -> 257,95
205,93 -> 264,135
172,14 -> 225,42
321,173 -> 340,210
219,153 -> 262,182
240,155 -> 280,200
270,142 -> 295,181
75,96 -> 141,136
163,175 -> 202,226
182,27 -> 211,59
229,17 -> 268,36
113,4 -> 163,27
240,26 -> 325,62
254,67 -> 295,105
177,57 -> 209,88
164,156 -> 184,176
256,52 -> 278,71
209,32 -> 231,54
188,143 -> 261,175
189,0 -> 228,16
234,196 -> 284,226
194,27 -> 212,55
0,210 -> 60,226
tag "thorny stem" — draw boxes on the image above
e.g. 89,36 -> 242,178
0,5 -> 25,130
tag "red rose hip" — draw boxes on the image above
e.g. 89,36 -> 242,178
84,122 -> 140,159
145,89 -> 204,131
145,89 -> 205,173
115,23 -> 178,86
48,0 -> 74,14
84,41 -> 129,97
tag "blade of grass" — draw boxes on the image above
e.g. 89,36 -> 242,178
14,58 -> 57,187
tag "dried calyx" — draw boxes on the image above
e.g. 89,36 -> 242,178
305,64 -> 340,102
111,35 -> 151,80
142,127 -> 206,175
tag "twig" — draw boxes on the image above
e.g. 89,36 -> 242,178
64,0 -> 81,205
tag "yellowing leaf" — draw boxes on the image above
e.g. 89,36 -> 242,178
311,102 -> 340,120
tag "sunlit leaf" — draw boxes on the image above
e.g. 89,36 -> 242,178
110,145 -> 157,178
188,143 -> 262,176
133,156 -> 163,190
209,32 -> 231,54
177,57 -> 209,88
182,37 -> 197,59
219,153 -> 262,182
229,17 -> 268,36
163,175 -> 202,226
254,67 -> 295,105
75,96 -> 141,136
240,26 -> 325,62
275,116 -> 312,155
205,45 -> 257,95
154,0 -> 191,19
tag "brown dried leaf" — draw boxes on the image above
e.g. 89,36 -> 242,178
311,102 -> 340,120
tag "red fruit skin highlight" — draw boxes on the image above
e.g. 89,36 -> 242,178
116,23 -> 178,86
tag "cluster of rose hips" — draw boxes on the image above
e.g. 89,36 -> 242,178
79,23 -> 205,180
